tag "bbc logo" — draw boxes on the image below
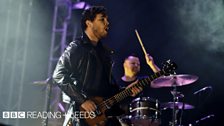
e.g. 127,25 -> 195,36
2,111 -> 25,119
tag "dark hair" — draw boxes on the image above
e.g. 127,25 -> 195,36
81,6 -> 107,31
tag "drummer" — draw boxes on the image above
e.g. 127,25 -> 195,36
117,53 -> 160,117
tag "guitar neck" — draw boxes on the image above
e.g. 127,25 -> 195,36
102,69 -> 166,108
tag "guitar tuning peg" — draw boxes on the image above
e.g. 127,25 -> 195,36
167,59 -> 171,63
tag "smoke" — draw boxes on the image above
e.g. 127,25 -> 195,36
176,0 -> 224,53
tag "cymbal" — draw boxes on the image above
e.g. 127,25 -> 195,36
151,74 -> 198,88
161,102 -> 194,110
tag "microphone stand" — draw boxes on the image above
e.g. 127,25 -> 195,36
41,77 -> 53,126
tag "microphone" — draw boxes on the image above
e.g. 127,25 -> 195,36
193,86 -> 212,95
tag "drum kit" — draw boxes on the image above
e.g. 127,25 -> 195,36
120,30 -> 203,126
120,74 -> 199,126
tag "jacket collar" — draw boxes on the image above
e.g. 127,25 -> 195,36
80,32 -> 114,55
81,32 -> 102,46
81,32 -> 92,44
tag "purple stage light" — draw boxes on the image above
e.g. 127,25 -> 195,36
73,1 -> 90,10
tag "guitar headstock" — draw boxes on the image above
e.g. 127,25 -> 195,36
162,60 -> 177,75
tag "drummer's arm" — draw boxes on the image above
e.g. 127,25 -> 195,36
145,54 -> 160,73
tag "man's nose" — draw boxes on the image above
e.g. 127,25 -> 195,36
105,20 -> 109,25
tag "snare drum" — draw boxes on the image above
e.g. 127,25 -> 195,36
129,97 -> 161,126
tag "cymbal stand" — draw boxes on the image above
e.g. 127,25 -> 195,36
169,84 -> 178,126
170,81 -> 185,126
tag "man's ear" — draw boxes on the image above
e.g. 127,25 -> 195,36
85,20 -> 92,28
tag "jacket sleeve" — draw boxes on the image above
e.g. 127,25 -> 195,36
52,42 -> 87,105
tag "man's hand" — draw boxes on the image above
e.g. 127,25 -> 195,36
81,100 -> 97,112
145,53 -> 160,73
145,53 -> 155,65
126,80 -> 142,97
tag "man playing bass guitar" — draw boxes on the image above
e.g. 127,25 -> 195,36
53,6 -> 142,126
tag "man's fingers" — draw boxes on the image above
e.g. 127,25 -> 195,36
86,104 -> 95,112
81,100 -> 97,112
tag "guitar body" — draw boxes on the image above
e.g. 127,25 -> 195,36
80,96 -> 107,126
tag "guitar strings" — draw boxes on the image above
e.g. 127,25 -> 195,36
96,69 -> 165,111
97,78 -> 151,111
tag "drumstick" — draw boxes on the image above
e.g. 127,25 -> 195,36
135,29 -> 148,56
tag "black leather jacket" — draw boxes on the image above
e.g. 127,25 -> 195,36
53,33 -> 118,105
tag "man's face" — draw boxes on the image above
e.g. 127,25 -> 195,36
124,56 -> 140,75
90,14 -> 109,39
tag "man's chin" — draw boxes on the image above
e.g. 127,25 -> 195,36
133,72 -> 139,76
101,33 -> 108,38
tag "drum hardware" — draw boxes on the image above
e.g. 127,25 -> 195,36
170,91 -> 184,99
170,84 -> 179,126
119,115 -> 133,126
130,107 -> 159,113
193,86 -> 212,95
194,114 -> 215,124
161,102 -> 194,110
186,114 -> 215,126
151,74 -> 198,126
